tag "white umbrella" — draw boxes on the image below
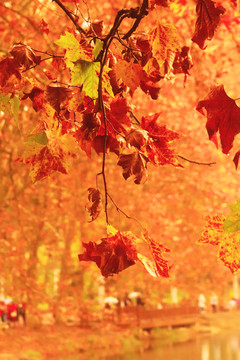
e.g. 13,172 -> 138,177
128,291 -> 141,299
104,296 -> 119,305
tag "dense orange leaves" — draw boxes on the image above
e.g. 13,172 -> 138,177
0,0 -> 239,283
78,229 -> 171,278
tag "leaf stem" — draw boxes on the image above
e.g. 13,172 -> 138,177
107,193 -> 144,230
178,155 -> 216,166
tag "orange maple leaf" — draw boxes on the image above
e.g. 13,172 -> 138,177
197,215 -> 240,274
141,232 -> 171,278
20,133 -> 78,182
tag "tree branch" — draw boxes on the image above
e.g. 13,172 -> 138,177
178,155 -> 216,166
52,0 -> 86,35
122,0 -> 149,40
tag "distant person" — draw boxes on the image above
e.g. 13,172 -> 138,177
198,293 -> 206,313
0,301 -> 7,323
210,293 -> 218,313
17,302 -> 27,325
123,293 -> 132,307
136,296 -> 144,306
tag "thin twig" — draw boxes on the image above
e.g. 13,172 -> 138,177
96,0 -> 150,224
52,0 -> 86,35
178,155 -> 216,166
107,193 -> 144,230
22,55 -> 64,72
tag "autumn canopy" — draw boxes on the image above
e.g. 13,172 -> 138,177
1,0 -> 240,305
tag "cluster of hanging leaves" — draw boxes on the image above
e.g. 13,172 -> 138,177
1,0 -> 237,278
197,201 -> 240,274
79,226 -> 171,278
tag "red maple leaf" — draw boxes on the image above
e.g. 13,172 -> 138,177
74,113 -> 101,157
0,57 -> 21,87
78,231 -> 138,277
22,87 -> 45,112
10,43 -> 41,69
196,85 -> 240,164
141,113 -> 181,167
97,96 -> 131,138
117,150 -> 148,184
86,188 -> 102,222
46,86 -> 71,113
192,0 -> 226,49
92,135 -> 120,155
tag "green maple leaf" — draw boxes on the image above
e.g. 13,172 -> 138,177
0,93 -> 20,127
224,200 -> 240,233
71,61 -> 113,98
26,132 -> 48,146
71,60 -> 100,98
55,32 -> 92,67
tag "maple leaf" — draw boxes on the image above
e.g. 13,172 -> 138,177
78,230 -> 138,277
22,87 -> 45,112
55,32 -> 93,67
74,113 -> 101,156
87,21 -> 104,37
140,79 -> 161,100
71,61 -> 99,98
197,214 -> 224,246
126,129 -> 149,149
197,215 -> 240,274
0,93 -> 20,127
46,86 -> 71,113
0,57 -> 21,87
192,0 -> 226,49
98,96 -> 131,137
173,46 -> 193,76
92,135 -> 120,155
10,43 -> 41,69
86,188 -> 102,222
141,232 -> 171,278
196,85 -> 240,162
20,132 -> 78,182
224,200 -> 240,233
141,113 -> 181,167
114,59 -> 144,94
148,22 -> 179,69
117,150 -> 148,184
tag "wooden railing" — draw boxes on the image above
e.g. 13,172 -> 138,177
116,306 -> 199,329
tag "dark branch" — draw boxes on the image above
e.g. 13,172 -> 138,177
52,0 -> 86,35
122,0 -> 149,39
178,155 -> 216,166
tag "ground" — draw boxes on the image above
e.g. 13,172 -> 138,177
1,311 -> 240,360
